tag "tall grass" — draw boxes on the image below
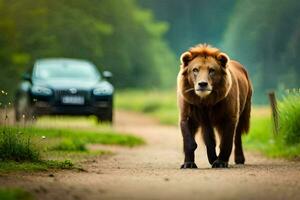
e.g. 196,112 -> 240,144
279,94 -> 300,144
0,128 -> 40,161
244,93 -> 300,159
0,91 -> 40,162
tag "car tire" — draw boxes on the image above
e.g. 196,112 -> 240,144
15,94 -> 34,122
97,107 -> 113,124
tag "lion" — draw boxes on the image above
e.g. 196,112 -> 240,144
177,44 -> 252,168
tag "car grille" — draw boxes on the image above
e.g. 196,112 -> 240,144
54,89 -> 90,102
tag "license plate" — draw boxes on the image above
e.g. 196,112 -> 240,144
61,96 -> 85,105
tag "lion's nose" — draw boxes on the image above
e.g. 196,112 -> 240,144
198,82 -> 208,88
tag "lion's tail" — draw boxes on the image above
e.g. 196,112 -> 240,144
238,82 -> 252,134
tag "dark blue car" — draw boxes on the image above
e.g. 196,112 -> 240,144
15,58 -> 114,123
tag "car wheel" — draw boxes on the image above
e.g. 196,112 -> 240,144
15,94 -> 34,122
97,107 -> 113,124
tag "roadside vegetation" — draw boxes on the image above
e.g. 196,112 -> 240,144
0,90 -> 144,173
0,123 -> 144,172
0,111 -> 144,173
245,93 -> 300,159
117,89 -> 300,159
0,188 -> 33,200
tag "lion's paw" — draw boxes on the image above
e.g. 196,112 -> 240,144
180,162 -> 198,169
212,160 -> 228,168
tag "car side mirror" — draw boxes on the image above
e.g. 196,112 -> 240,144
22,73 -> 32,82
103,71 -> 112,80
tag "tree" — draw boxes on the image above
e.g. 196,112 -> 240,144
222,0 -> 300,103
0,0 -> 177,101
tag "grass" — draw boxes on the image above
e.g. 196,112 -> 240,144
278,94 -> 300,144
12,126 -> 145,147
0,188 -> 33,200
0,125 -> 144,152
0,127 -> 40,162
0,116 -> 144,172
116,89 -> 178,125
244,115 -> 300,159
50,139 -> 87,151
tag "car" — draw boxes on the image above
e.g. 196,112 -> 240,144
14,58 -> 114,123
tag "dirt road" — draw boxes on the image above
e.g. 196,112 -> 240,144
1,111 -> 300,200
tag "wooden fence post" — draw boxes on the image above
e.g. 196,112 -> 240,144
268,91 -> 279,136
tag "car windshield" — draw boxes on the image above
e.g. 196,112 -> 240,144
33,59 -> 100,80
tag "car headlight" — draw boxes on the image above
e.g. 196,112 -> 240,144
31,86 -> 53,96
93,86 -> 114,96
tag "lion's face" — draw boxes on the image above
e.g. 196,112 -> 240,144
188,56 -> 223,97
180,50 -> 229,99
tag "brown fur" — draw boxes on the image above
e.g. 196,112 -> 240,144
177,44 -> 252,168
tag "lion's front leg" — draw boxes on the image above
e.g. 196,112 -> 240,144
213,122 -> 236,168
201,124 -> 217,165
180,119 -> 198,169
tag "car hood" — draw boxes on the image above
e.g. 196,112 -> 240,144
33,78 -> 113,90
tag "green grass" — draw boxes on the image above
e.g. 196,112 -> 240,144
116,89 -> 178,125
0,117 -> 144,172
0,126 -> 144,150
0,128 -> 40,162
0,188 -> 33,200
244,114 -> 300,159
21,126 -> 144,147
50,139 -> 87,151
278,94 -> 300,144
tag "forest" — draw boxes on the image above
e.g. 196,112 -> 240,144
1,0 -> 300,103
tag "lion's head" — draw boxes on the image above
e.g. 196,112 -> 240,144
178,44 -> 232,105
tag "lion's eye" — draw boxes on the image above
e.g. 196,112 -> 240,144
209,68 -> 215,76
192,68 -> 199,75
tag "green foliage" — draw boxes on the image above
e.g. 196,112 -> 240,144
1,0 -> 300,105
139,0 -> 235,54
222,0 -> 300,103
0,0 -> 177,100
279,94 -> 300,144
0,188 -> 33,200
0,127 -> 40,162
141,0 -> 300,104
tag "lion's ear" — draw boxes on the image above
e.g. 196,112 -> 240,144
180,51 -> 192,67
216,53 -> 230,68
